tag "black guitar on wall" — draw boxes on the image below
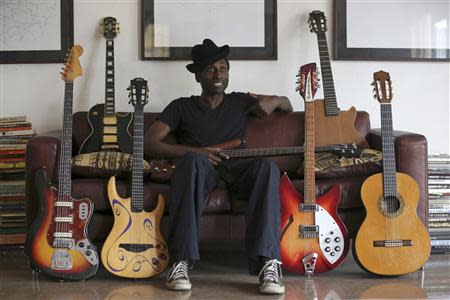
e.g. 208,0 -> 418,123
79,17 -> 133,154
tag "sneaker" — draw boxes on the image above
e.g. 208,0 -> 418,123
165,260 -> 192,291
258,259 -> 285,294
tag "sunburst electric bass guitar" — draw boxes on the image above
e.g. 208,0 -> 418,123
101,78 -> 169,278
353,70 -> 430,275
279,63 -> 349,275
308,10 -> 369,148
25,45 -> 99,280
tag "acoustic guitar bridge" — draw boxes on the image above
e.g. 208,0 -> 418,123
373,240 -> 412,247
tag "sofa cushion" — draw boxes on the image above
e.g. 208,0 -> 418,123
71,178 -> 231,214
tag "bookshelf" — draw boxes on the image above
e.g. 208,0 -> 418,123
428,154 -> 450,253
0,116 -> 36,247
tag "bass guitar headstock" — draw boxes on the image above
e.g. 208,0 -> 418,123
372,70 -> 393,104
296,63 -> 319,102
128,77 -> 149,108
60,45 -> 83,82
101,16 -> 119,39
309,10 -> 327,33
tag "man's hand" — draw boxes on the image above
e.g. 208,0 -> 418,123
248,93 -> 293,116
198,147 -> 229,166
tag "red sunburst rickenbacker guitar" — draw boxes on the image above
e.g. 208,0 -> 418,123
101,78 -> 169,278
308,11 -> 369,148
25,45 -> 99,280
353,71 -> 430,276
279,63 -> 349,275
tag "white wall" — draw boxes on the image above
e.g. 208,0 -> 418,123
1,0 -> 449,154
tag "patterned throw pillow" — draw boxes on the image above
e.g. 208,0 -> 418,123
297,149 -> 383,178
72,151 -> 151,178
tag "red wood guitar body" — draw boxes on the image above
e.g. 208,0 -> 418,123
279,174 -> 349,274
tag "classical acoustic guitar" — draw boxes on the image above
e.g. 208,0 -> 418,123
279,63 -> 349,275
25,45 -> 99,280
79,17 -> 133,154
101,78 -> 169,278
308,11 -> 369,148
353,71 -> 430,275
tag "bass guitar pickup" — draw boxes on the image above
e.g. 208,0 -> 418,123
373,240 -> 412,247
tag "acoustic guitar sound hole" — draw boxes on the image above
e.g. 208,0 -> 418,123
380,195 -> 402,215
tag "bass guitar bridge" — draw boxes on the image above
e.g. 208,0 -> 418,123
51,249 -> 72,270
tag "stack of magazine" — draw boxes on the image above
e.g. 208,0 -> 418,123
428,154 -> 450,253
0,116 -> 36,246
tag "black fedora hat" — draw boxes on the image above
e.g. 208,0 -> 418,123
186,39 -> 230,73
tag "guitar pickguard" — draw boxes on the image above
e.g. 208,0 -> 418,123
315,206 -> 345,264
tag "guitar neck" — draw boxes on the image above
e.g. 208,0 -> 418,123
102,38 -> 119,151
316,32 -> 339,116
131,105 -> 144,212
104,38 -> 116,116
304,101 -> 316,204
220,144 -> 347,159
58,81 -> 74,198
380,103 -> 397,196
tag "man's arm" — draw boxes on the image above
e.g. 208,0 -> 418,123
146,120 -> 223,165
248,93 -> 293,116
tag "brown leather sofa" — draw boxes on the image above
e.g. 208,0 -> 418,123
25,111 -> 428,243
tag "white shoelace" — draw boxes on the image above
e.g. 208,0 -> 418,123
167,260 -> 189,281
259,259 -> 283,283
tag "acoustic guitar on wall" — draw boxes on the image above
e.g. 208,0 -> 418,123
79,17 -> 133,154
308,10 -> 369,148
101,78 -> 169,278
25,45 -> 99,280
279,63 -> 349,275
353,70 -> 430,275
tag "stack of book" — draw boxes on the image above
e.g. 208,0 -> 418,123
0,116 -> 36,246
428,154 -> 450,253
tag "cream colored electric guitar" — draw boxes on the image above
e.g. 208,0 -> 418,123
101,78 -> 169,278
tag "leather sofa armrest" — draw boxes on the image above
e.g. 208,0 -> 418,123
367,129 -> 428,226
26,136 -> 60,227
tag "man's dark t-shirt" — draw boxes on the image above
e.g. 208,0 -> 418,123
158,92 -> 256,147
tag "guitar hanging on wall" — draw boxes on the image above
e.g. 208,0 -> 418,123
79,17 -> 133,154
25,45 -> 99,280
308,10 -> 369,148
353,70 -> 430,276
101,78 -> 169,278
279,63 -> 349,275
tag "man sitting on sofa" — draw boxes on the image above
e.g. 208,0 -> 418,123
146,38 -> 292,295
